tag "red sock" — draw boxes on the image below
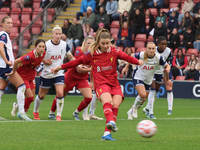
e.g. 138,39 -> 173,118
77,98 -> 92,112
24,97 -> 34,112
112,107 -> 118,122
51,97 -> 57,112
103,103 -> 114,132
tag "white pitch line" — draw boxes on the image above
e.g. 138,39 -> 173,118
0,117 -> 200,122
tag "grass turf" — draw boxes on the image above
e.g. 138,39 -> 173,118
0,94 -> 200,150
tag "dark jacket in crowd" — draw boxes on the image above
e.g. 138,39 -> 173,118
153,25 -> 167,40
180,17 -> 193,30
62,22 -> 71,37
181,31 -> 194,47
117,27 -> 132,40
129,1 -> 144,16
95,1 -> 106,14
94,11 -> 110,25
131,13 -> 145,35
67,23 -> 84,41
193,2 -> 200,13
119,15 -> 131,27
185,69 -> 199,81
195,26 -> 200,40
167,16 -> 179,32
148,14 -> 155,28
168,33 -> 180,47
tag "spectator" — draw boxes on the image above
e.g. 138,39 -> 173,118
148,0 -> 165,10
62,19 -> 71,37
91,6 -> 109,31
112,0 -> 132,21
167,28 -> 180,51
183,54 -> 198,75
82,6 -> 95,27
178,0 -> 194,23
68,17 -> 84,49
0,0 -> 10,10
131,9 -> 145,37
144,8 -> 155,37
167,10 -> 179,33
129,0 -> 144,18
120,11 -> 131,27
167,7 -> 179,19
76,0 -> 96,20
193,1 -> 200,14
16,0 -> 31,9
194,9 -> 200,28
180,27 -> 194,49
106,0 -> 118,23
40,0 -> 50,8
83,23 -> 94,38
178,11 -> 193,34
185,64 -> 199,81
95,0 -> 106,14
116,22 -> 132,49
193,34 -> 200,52
141,0 -> 151,10
98,22 -> 104,30
172,48 -> 188,79
153,21 -> 167,43
61,33 -> 73,52
156,10 -> 167,26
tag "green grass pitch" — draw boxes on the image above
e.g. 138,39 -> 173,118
0,94 -> 200,150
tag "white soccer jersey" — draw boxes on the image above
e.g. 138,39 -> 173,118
133,52 -> 167,85
41,39 -> 71,78
0,31 -> 14,68
155,46 -> 172,74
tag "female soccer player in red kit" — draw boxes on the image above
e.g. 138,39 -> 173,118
48,35 -> 95,120
7,39 -> 46,115
51,29 -> 143,141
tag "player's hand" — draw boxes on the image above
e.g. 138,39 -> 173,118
51,66 -> 62,74
138,60 -> 144,67
5,71 -> 15,76
165,67 -> 170,73
43,59 -> 52,65
122,67 -> 128,75
165,79 -> 173,87
6,61 -> 13,67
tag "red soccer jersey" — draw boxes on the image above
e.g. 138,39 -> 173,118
65,48 -> 89,80
17,49 -> 45,81
81,47 -> 139,89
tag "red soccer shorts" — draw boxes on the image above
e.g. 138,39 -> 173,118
64,76 -> 90,92
95,84 -> 124,101
22,78 -> 35,90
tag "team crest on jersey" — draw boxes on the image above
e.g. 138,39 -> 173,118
75,50 -> 80,56
1,35 -> 6,40
143,66 -> 154,70
23,55 -> 30,61
110,57 -> 113,62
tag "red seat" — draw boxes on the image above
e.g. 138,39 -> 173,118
33,0 -> 41,2
0,15 -> 8,21
20,20 -> 31,33
134,34 -> 146,48
112,33 -> 118,41
173,48 -> 186,55
175,76 -> 185,80
169,0 -> 180,2
11,20 -> 20,33
9,33 -> 19,41
23,33 -> 31,47
117,46 -> 123,51
136,47 -> 146,52
160,8 -> 169,13
110,28 -> 119,35
110,21 -> 120,28
48,8 -> 55,22
31,21 -> 43,34
149,8 -> 157,18
11,2 -> 17,8
33,2 -> 40,8
21,8 -> 32,21
32,8 -> 43,22
169,3 -> 179,9
10,8 -> 21,20
186,49 -> 198,57
0,8 -> 10,15
147,35 -> 154,42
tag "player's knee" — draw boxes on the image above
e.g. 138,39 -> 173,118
139,93 -> 146,99
56,91 -> 63,98
27,97 -> 34,102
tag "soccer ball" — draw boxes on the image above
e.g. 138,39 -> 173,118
137,120 -> 157,138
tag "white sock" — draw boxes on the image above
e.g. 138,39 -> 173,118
155,91 -> 159,99
133,95 -> 145,109
17,84 -> 26,114
103,131 -> 111,136
89,93 -> 98,115
167,91 -> 173,111
0,90 -> 5,105
34,95 -> 43,113
83,105 -> 89,114
148,90 -> 155,115
49,110 -> 55,114
127,107 -> 132,114
56,97 -> 64,117
75,109 -> 80,114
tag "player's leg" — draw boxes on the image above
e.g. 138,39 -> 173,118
54,83 -> 64,121
0,79 -> 8,120
73,87 -> 92,120
89,91 -> 103,120
165,72 -> 173,115
24,88 -> 35,113
8,72 -> 31,121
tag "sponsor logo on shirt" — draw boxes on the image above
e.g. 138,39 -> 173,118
50,55 -> 61,60
143,66 -> 154,70
23,55 -> 30,61
101,66 -> 113,71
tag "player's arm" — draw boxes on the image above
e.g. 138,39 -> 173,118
76,64 -> 92,73
89,69 -> 94,90
67,53 -> 75,61
121,53 -> 134,75
0,41 -> 12,66
5,58 -> 22,76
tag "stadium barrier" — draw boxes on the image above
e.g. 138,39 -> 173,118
5,77 -> 200,99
